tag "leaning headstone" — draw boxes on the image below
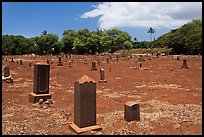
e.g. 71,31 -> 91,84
29,63 -> 52,103
124,101 -> 140,122
91,61 -> 97,70
57,57 -> 63,66
99,68 -> 107,83
69,75 -> 102,134
181,59 -> 188,69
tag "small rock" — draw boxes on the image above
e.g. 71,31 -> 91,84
38,99 -> 44,105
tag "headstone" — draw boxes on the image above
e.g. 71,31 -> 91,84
106,58 -> 110,63
17,60 -> 19,64
11,58 -> 14,62
181,59 -> 188,69
69,75 -> 102,133
139,63 -> 142,69
177,56 -> 180,60
84,59 -> 88,64
57,57 -> 63,66
29,62 -> 32,67
4,65 -> 10,77
91,61 -> 97,70
47,59 -> 50,64
124,101 -> 140,122
29,63 -> 52,103
20,60 -> 23,65
99,68 -> 107,83
68,61 -> 72,67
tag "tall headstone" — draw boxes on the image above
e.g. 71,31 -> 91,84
91,61 -> 97,70
29,63 -> 52,103
99,68 -> 107,83
69,75 -> 102,134
124,101 -> 140,122
11,58 -> 14,62
139,62 -> 142,69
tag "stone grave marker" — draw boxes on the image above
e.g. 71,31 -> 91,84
29,63 -> 52,103
181,59 -> 188,69
99,68 -> 107,83
2,65 -> 13,83
69,75 -> 102,134
91,61 -> 97,70
177,56 -> 180,60
68,61 -> 72,67
11,58 -> 14,62
20,60 -> 23,65
57,57 -> 63,66
29,62 -> 32,67
124,101 -> 140,122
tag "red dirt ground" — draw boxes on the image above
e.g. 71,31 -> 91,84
2,54 -> 202,135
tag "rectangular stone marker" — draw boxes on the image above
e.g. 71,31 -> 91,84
20,60 -> 23,65
91,61 -> 97,70
99,68 -> 107,83
124,101 -> 140,122
57,57 -> 63,66
69,75 -> 101,134
3,65 -> 10,77
29,63 -> 52,103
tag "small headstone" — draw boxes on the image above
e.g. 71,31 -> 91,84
124,101 -> 140,122
57,57 -> 63,66
20,60 -> 23,65
68,61 -> 72,67
3,65 -> 10,77
47,59 -> 50,64
29,62 -> 32,67
17,60 -> 19,64
99,68 -> 107,83
91,61 -> 97,70
84,59 -> 88,64
139,63 -> 142,69
177,56 -> 180,60
106,58 -> 110,64
11,58 -> 14,62
181,59 -> 188,69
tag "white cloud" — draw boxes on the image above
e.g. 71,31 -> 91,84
81,2 -> 202,29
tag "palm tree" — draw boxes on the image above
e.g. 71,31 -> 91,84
148,27 -> 155,42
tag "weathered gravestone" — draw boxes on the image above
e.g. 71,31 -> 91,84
181,59 -> 188,69
29,63 -> 52,103
11,58 -> 14,62
91,61 -> 97,70
124,101 -> 140,122
99,68 -> 107,83
69,75 -> 102,134
68,61 -> 72,67
2,65 -> 13,83
29,62 -> 32,67
139,62 -> 142,69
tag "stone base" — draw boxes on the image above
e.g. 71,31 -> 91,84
91,68 -> 97,70
69,123 -> 102,134
99,80 -> 107,83
57,62 -> 63,66
29,93 -> 52,103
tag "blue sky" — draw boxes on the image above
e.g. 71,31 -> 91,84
2,2 -> 202,41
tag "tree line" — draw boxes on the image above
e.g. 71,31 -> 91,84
2,19 -> 202,55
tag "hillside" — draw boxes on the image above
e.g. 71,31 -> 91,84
151,19 -> 202,55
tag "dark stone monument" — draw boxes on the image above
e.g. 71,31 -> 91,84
139,62 -> 142,69
29,63 -> 52,103
99,68 -> 107,83
177,56 -> 180,60
69,75 -> 102,134
91,61 -> 97,70
47,59 -> 50,64
124,101 -> 140,122
29,62 -> 32,67
181,59 -> 188,69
